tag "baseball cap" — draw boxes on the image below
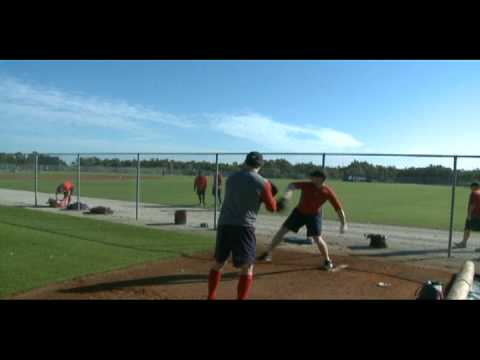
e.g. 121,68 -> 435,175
245,151 -> 264,168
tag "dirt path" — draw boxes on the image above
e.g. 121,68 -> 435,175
1,188 -> 479,270
10,248 -> 456,300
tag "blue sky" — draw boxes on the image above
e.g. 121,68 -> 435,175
1,60 -> 480,168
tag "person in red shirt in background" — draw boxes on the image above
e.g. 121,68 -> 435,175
454,182 -> 480,250
212,172 -> 223,206
55,181 -> 75,207
257,170 -> 347,271
194,170 -> 208,207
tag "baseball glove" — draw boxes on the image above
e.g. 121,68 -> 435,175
87,206 -> 114,215
270,181 -> 279,197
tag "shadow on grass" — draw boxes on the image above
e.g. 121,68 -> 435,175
0,219 -> 189,255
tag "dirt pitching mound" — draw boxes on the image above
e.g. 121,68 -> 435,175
11,247 -> 455,300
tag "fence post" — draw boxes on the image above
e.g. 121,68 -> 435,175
214,153 -> 219,230
34,152 -> 38,207
136,153 -> 140,221
447,156 -> 458,258
77,154 -> 81,210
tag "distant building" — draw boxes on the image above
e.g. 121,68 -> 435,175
343,174 -> 370,182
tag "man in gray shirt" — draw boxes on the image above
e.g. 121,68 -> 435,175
207,151 -> 277,300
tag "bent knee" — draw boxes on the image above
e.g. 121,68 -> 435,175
240,264 -> 254,275
211,261 -> 226,272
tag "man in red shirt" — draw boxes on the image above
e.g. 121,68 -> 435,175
257,170 -> 347,270
194,171 -> 208,207
55,181 -> 75,207
454,182 -> 480,250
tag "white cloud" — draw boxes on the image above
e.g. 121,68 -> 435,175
0,76 -> 193,132
2,133 -> 207,154
0,76 -> 364,154
210,113 -> 363,152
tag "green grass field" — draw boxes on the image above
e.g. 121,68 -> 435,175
0,171 -> 471,231
0,206 -> 214,298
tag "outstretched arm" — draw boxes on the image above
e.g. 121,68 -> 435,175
336,208 -> 348,233
327,188 -> 347,233
275,183 -> 299,212
261,181 -> 277,212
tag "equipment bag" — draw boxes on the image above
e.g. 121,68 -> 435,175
416,281 -> 444,300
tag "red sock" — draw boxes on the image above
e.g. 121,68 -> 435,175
237,274 -> 253,300
208,269 -> 221,300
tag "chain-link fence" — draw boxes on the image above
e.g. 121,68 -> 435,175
1,151 -> 479,258
0,153 -> 35,197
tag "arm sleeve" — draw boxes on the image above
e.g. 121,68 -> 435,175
327,188 -> 343,211
261,181 -> 277,212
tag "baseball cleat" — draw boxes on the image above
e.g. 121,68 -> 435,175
256,252 -> 272,263
322,259 -> 334,271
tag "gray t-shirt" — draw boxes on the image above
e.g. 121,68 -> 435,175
218,169 -> 275,227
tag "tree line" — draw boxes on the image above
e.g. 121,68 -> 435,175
0,152 -> 66,166
1,153 -> 479,186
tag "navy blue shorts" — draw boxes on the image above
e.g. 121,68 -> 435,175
214,225 -> 256,268
283,208 -> 322,237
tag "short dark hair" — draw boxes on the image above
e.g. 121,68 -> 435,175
309,170 -> 327,179
471,182 -> 479,188
245,151 -> 264,168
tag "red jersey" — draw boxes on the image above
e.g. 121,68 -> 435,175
63,181 -> 74,192
194,176 -> 208,191
293,182 -> 342,215
469,190 -> 480,217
